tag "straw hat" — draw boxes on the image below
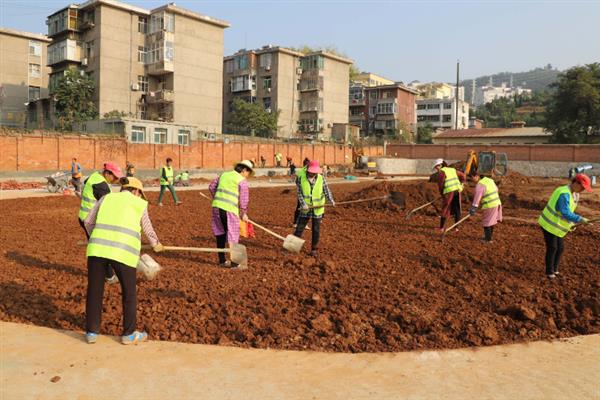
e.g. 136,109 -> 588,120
121,177 -> 147,200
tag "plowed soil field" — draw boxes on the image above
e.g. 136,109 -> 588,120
1,178 -> 599,353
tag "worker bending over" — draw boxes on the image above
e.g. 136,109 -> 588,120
79,162 -> 123,284
158,157 -> 182,206
433,159 -> 466,233
84,177 -> 163,344
469,172 -> 502,242
175,170 -> 190,187
209,160 -> 253,268
538,174 -> 592,279
294,160 -> 335,257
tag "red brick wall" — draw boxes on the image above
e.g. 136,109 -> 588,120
0,134 -> 369,172
386,144 -> 600,163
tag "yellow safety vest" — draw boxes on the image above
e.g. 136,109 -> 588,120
300,174 -> 325,216
79,171 -> 106,221
538,185 -> 576,238
296,166 -> 307,179
441,167 -> 463,194
479,177 -> 501,209
86,191 -> 147,268
212,170 -> 244,216
160,166 -> 174,185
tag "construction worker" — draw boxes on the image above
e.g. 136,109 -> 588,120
79,162 -> 123,284
125,161 -> 136,177
71,157 -> 83,196
84,177 -> 163,344
175,170 -> 190,187
538,174 -> 592,279
260,155 -> 266,168
294,160 -> 335,257
209,160 -> 253,268
275,152 -> 283,167
433,158 -> 466,233
469,172 -> 502,242
158,157 -> 182,206
293,158 -> 311,226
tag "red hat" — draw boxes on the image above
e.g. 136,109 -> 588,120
307,160 -> 322,174
103,162 -> 123,179
573,173 -> 592,193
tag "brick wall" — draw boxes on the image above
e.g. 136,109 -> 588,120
0,133 -> 376,171
386,144 -> 600,163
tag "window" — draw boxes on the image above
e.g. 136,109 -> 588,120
154,128 -> 167,144
377,102 -> 396,114
178,129 -> 190,145
443,102 -> 452,109
417,115 -> 440,122
164,41 -> 174,62
138,16 -> 147,33
48,39 -> 77,64
369,91 -> 378,100
225,60 -> 234,74
263,76 -> 272,89
230,75 -> 255,92
234,55 -> 248,70
138,46 -> 147,63
138,75 -> 148,92
386,120 -> 395,129
131,126 -> 146,143
417,104 -> 427,110
228,100 -> 234,113
260,53 -> 272,69
28,86 -> 41,100
263,97 -> 271,110
85,40 -> 95,60
426,103 -> 440,110
300,55 -> 324,70
28,63 -> 41,78
369,106 -> 376,116
29,41 -> 41,56
149,12 -> 174,33
442,114 -> 452,122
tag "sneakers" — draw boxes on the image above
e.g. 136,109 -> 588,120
547,274 -> 556,279
176,201 -> 183,206
219,261 -> 232,268
158,202 -> 163,207
554,271 -> 560,276
121,331 -> 148,345
310,250 -> 318,257
105,274 -> 119,284
85,332 -> 98,344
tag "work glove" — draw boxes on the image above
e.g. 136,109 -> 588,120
469,205 -> 478,216
331,201 -> 336,207
580,217 -> 590,224
241,213 -> 249,222
153,243 -> 165,253
301,204 -> 309,211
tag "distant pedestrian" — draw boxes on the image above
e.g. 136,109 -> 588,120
289,161 -> 296,177
433,158 -> 466,233
126,161 -> 135,177
260,155 -> 266,168
175,170 -> 190,187
209,160 -> 254,268
538,174 -> 592,279
71,157 -> 83,195
469,172 -> 502,242
158,158 -> 182,206
275,152 -> 283,167
286,156 -> 292,167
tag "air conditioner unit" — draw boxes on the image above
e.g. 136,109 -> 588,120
81,58 -> 88,66
296,68 -> 303,75
266,87 -> 271,93
265,108 -> 272,113
131,83 -> 140,91
265,66 -> 271,71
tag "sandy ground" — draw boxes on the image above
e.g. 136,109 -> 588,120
1,322 -> 599,400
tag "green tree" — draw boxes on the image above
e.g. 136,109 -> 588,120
416,123 -> 434,144
227,98 -> 280,138
291,45 -> 358,81
53,68 -> 97,130
103,110 -> 133,119
543,63 -> 600,143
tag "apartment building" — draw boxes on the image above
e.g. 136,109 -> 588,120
353,72 -> 394,87
473,83 -> 532,106
416,98 -> 469,131
364,83 -> 418,139
42,0 -> 228,143
223,48 -> 352,139
0,28 -> 51,127
222,46 -> 304,138
408,81 -> 465,101
349,72 -> 395,135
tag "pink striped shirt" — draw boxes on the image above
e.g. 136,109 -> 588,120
209,174 -> 249,243
472,183 -> 503,227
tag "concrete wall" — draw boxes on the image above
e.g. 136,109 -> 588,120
0,133 -> 382,171
321,55 -> 350,138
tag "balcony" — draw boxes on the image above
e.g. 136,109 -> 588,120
47,39 -> 81,66
349,98 -> 366,106
147,61 -> 174,76
146,89 -> 174,103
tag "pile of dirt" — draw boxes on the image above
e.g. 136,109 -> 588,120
341,181 -> 439,212
498,171 -> 533,186
1,178 -> 599,353
0,180 -> 43,190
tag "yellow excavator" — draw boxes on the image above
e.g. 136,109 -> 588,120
460,150 -> 509,177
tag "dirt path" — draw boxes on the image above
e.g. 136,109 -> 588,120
2,321 -> 599,400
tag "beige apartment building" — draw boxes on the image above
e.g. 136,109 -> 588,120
42,0 -> 228,143
353,72 -> 394,87
0,28 -> 51,127
223,47 -> 352,139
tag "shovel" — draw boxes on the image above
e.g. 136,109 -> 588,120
405,197 -> 441,220
141,244 -> 248,267
307,193 -> 406,210
248,218 -> 305,253
441,215 -> 471,240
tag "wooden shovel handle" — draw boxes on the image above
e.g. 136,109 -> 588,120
411,197 -> 440,213
247,218 -> 286,241
443,214 -> 471,235
307,196 -> 388,210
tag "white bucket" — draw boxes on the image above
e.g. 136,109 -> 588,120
137,254 -> 161,280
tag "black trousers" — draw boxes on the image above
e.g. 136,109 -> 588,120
484,226 -> 494,241
86,256 -> 138,336
293,200 -> 301,224
79,218 -> 115,279
294,216 -> 321,250
440,194 -> 461,228
215,208 -> 229,264
541,228 -> 565,275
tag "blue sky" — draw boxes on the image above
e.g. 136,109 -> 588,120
2,0 -> 599,82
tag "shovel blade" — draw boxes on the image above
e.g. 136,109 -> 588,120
137,253 -> 161,280
283,234 -> 305,253
230,243 -> 248,266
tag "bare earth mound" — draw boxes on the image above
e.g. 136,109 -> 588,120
1,179 -> 598,352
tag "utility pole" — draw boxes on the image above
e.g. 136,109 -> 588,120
455,60 -> 460,130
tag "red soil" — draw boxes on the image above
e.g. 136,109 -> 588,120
1,178 -> 599,352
